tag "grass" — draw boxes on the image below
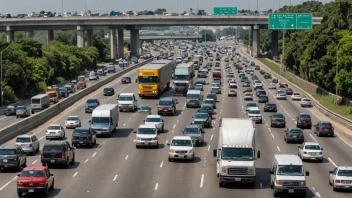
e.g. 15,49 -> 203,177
257,58 -> 281,75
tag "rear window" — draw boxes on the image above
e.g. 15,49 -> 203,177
67,117 -> 79,121
16,137 -> 31,143
0,149 -> 16,155
48,125 -> 61,130
104,88 -> 113,91
290,129 -> 302,133
43,145 -> 64,152
16,106 -> 26,110
272,114 -> 284,118
302,98 -> 310,101
87,99 -> 98,104
73,128 -> 90,135
21,170 -> 44,177
305,145 -> 320,150
321,122 -> 332,127
299,114 -> 311,118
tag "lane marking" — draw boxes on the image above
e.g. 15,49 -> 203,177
309,134 -> 318,143
207,145 -> 211,151
123,124 -> 126,126
177,120 -> 179,123
173,124 -> 176,129
92,152 -> 97,157
316,192 -> 321,198
84,159 -> 88,164
113,175 -> 118,181
0,180 -> 12,191
328,157 -> 337,167
72,172 -> 78,177
260,183 -> 263,188
125,155 -> 129,160
155,183 -> 159,190
102,140 -> 106,144
271,133 -> 275,139
200,174 -> 204,188
32,159 -> 38,164
210,134 -> 213,141
268,128 -> 272,132
38,136 -> 45,141
160,161 -> 163,168
276,146 -> 281,152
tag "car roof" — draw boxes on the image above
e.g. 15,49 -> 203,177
337,166 -> 352,170
138,124 -> 156,128
48,124 -> 61,126
274,154 -> 303,165
17,134 -> 34,138
185,125 -> 199,129
172,136 -> 192,140
159,97 -> 173,101
288,128 -> 303,131
304,142 -> 320,146
22,166 -> 46,171
146,115 -> 162,118
299,113 -> 310,116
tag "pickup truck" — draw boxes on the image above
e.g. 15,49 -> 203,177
59,87 -> 69,98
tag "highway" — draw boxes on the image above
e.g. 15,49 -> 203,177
0,48 -> 351,198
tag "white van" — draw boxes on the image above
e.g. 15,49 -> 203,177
31,94 -> 50,114
270,154 -> 309,197
186,90 -> 202,108
117,93 -> 137,112
90,104 -> 119,137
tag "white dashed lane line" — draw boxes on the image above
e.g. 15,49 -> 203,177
92,152 -> 97,157
276,146 -> 281,152
125,155 -> 129,160
72,172 -> 78,177
113,175 -> 118,181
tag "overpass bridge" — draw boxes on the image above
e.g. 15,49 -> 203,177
0,15 -> 323,59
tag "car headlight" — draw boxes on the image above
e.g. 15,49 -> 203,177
128,104 -> 133,107
152,137 -> 158,140
300,181 -> 306,186
169,149 -> 175,153
276,180 -> 283,185
248,169 -> 255,175
188,149 -> 193,153
136,137 -> 141,140
168,107 -> 173,110
221,166 -> 227,173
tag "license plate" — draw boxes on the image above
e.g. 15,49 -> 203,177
292,136 -> 297,138
325,129 -> 329,131
311,153 -> 316,156
3,159 -> 7,162
164,110 -> 168,112
51,160 -> 55,163
144,142 -> 149,145
345,186 -> 350,188
178,155 -> 184,157
79,141 -> 83,144
28,189 -> 34,192
310,158 -> 316,160
235,178 -> 241,182
288,189 -> 294,193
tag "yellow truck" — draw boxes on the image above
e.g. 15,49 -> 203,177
137,60 -> 173,98
45,86 -> 60,103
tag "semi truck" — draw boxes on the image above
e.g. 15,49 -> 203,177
137,60 -> 173,98
90,104 -> 119,137
173,62 -> 195,95
213,118 -> 260,187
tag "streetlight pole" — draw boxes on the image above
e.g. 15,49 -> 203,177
1,45 -> 11,107
336,43 -> 339,105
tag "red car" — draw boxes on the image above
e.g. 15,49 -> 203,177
17,166 -> 54,197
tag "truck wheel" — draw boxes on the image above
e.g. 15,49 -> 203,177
273,187 -> 278,197
219,182 -> 224,188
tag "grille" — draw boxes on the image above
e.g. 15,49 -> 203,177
93,129 -> 106,132
141,138 -> 152,141
282,181 -> 300,186
175,83 -> 187,86
228,168 -> 248,175
175,150 -> 187,154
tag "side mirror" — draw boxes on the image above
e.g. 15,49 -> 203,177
269,170 -> 274,174
143,120 -> 145,122
133,131 -> 137,133
257,150 -> 261,159
321,148 -> 323,150
306,171 -> 310,176
213,149 -> 217,157
110,122 -> 113,125
17,173 -> 21,177
329,171 -> 333,174
182,130 -> 184,134
89,120 -> 91,123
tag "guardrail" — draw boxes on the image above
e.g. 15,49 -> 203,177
0,58 -> 154,144
239,50 -> 352,130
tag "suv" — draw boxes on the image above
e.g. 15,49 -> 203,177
41,141 -> 75,168
17,166 -> 54,197
103,87 -> 115,96
198,104 -> 214,119
264,103 -> 277,112
15,135 -> 40,155
134,124 -> 158,149
59,87 -> 69,98
0,146 -> 27,170
270,113 -> 286,128
107,65 -> 116,73
314,121 -> 334,137
71,128 -> 97,148
85,98 -> 100,113
158,97 -> 178,115
4,105 -> 16,116
192,113 -> 212,128
296,113 -> 312,129
168,136 -> 195,162
77,76 -> 87,89
16,106 -> 30,118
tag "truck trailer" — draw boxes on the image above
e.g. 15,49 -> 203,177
173,62 -> 195,95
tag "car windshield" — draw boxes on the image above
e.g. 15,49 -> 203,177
16,137 -> 31,143
138,128 -> 156,134
196,80 -> 205,84
6,106 -> 15,110
59,88 -> 66,92
43,145 -> 64,152
305,145 -> 320,150
258,91 -> 266,94
91,117 -> 109,124
201,105 -> 212,110
0,149 -> 16,155
266,104 -> 276,107
48,125 -> 60,130
87,99 -> 98,104
187,94 -> 200,99
204,100 -> 214,104
184,127 -> 200,134
247,103 -> 257,107
159,100 -> 172,105
222,148 -> 253,161
174,75 -> 190,80
119,96 -> 133,101
277,165 -> 304,176
259,96 -> 268,99
146,118 -> 161,122
249,110 -> 260,114
122,77 -> 130,81
21,170 -> 44,177
321,122 -> 332,127
302,99 -> 310,101
139,106 -> 150,111
67,117 -> 78,121
194,113 -> 209,119
294,93 -> 300,95
299,114 -> 311,118
31,99 -> 41,104
16,106 -> 25,110
73,128 -> 90,135
171,139 -> 192,146
138,76 -> 158,84
337,170 -> 352,176
78,76 -> 85,81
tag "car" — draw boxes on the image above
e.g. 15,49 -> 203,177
85,98 -> 100,113
279,82 -> 288,88
211,86 -> 221,94
255,65 -> 260,70
195,84 -> 204,91
15,135 -> 40,155
243,92 -> 253,100
268,83 -> 276,89
157,97 -> 178,115
137,105 -> 152,114
97,69 -> 106,76
286,88 -> 293,95
182,125 -> 204,146
258,95 -> 269,103
313,121 -> 334,137
270,113 -> 286,127
198,72 -> 207,78
298,142 -> 323,162
203,98 -> 216,109
291,92 -> 302,100
264,103 -> 277,112
300,98 -> 312,107
228,89 -> 237,97
41,140 -> 75,168
107,65 -> 116,73
259,70 -> 266,75
192,113 -> 212,128
256,90 -> 266,97
245,102 -> 258,111
296,113 -> 312,129
198,104 -> 214,119
144,115 -> 164,132
206,93 -> 217,102
77,77 -> 87,89
264,73 -> 271,79
329,166 -> 352,191
168,136 -> 194,162
227,74 -> 234,78
89,71 -> 99,80
247,108 -> 262,123
45,124 -> 65,140
16,106 -> 30,118
17,166 -> 54,197
103,87 -> 115,96
0,146 -> 27,170
4,105 -> 16,116
64,83 -> 75,93
243,87 -> 252,93
272,79 -> 278,83
276,90 -> 287,100
71,127 -> 97,147
229,83 -> 237,89
195,79 -> 208,85
134,125 -> 158,149
284,128 -> 304,143
242,82 -> 250,87
253,83 -> 263,90
65,116 -> 81,129
121,76 -> 131,84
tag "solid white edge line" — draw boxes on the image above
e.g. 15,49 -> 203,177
200,174 -> 204,188
328,157 -> 337,167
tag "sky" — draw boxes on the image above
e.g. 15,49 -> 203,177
0,0 -> 333,15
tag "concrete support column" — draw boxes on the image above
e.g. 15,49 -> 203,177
136,30 -> 141,55
252,25 -> 260,57
77,26 -> 85,48
6,26 -> 14,43
47,30 -> 54,44
87,29 -> 93,47
130,29 -> 139,56
271,30 -> 278,61
117,29 -> 124,58
110,29 -> 117,60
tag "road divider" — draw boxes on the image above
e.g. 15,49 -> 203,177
0,58 -> 154,144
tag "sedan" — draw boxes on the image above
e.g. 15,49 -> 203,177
243,88 -> 252,93
228,89 -> 237,97
298,142 -> 323,162
296,113 -> 312,129
264,103 -> 277,112
270,113 -> 286,127
103,87 -> 115,96
121,76 -> 131,84
46,124 -> 65,140
286,88 -> 293,95
314,121 -> 334,137
258,95 -> 269,103
195,79 -> 208,85
300,98 -> 312,107
243,92 -> 253,100
284,128 -> 304,143
65,116 -> 81,129
291,92 -> 301,100
329,166 -> 352,191
211,87 -> 221,94
268,83 -> 276,89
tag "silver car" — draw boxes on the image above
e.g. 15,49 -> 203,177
15,135 -> 40,155
182,125 -> 204,146
65,116 -> 81,129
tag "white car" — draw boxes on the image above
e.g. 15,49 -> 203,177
300,98 -> 312,107
329,166 -> 352,191
276,90 -> 286,100
15,135 -> 40,155
144,115 -> 164,132
244,92 -> 253,100
168,136 -> 194,162
89,71 -> 98,80
229,83 -> 237,89
228,89 -> 237,97
65,116 -> 81,129
247,108 -> 262,123
134,124 -> 158,148
298,142 -> 323,162
46,124 -> 65,140
268,83 -> 276,89
254,83 -> 263,90
291,92 -> 302,101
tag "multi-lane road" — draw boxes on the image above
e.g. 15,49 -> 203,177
0,49 -> 351,198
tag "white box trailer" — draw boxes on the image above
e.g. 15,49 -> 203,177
213,118 -> 260,187
90,104 -> 119,137
173,62 -> 195,95
31,94 -> 50,114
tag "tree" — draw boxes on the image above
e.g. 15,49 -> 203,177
40,10 -> 45,14
155,8 -> 167,15
199,30 -> 215,42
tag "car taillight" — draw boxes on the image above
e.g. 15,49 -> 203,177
299,134 -> 304,137
320,127 -> 323,130
307,118 -> 311,120
15,144 -> 19,147
303,152 -> 307,154
61,152 -> 65,159
271,118 -> 275,121
39,181 -> 46,187
13,157 -> 18,161
41,152 -> 44,158
287,133 -> 292,137
17,182 -> 23,186
300,118 -> 303,121
335,179 -> 340,183
29,144 -> 32,147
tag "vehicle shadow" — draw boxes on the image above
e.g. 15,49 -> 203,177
303,157 -> 329,164
74,143 -> 101,149
111,128 -> 134,138
198,141 -> 208,148
223,168 -> 271,189
170,156 -> 201,163
23,188 -> 61,197
49,161 -> 80,170
161,129 -> 169,134
137,144 -> 165,150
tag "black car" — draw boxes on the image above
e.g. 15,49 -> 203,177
59,87 -> 69,98
243,88 -> 253,93
103,87 -> 115,96
296,113 -> 312,129
41,141 -> 75,168
313,121 -> 334,137
0,146 -> 27,170
195,79 -> 207,85
259,70 -> 266,75
258,95 -> 269,103
72,128 -> 97,148
206,93 -> 217,102
4,105 -> 16,116
85,98 -> 100,113
270,113 -> 286,128
256,90 -> 266,97
284,128 -> 304,143
286,88 -> 293,95
157,97 -> 178,115
198,72 -> 207,78
264,73 -> 271,79
255,66 -> 260,70
121,76 -> 131,84
264,103 -> 277,112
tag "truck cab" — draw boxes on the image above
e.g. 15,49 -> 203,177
117,93 -> 137,112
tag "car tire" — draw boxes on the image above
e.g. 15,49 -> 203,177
219,181 -> 224,188
64,159 -> 69,168
329,179 -> 332,186
333,183 -> 338,191
155,143 -> 158,149
136,145 -> 139,149
17,191 -> 23,197
273,187 -> 279,197
23,158 -> 27,167
36,144 -> 40,152
43,186 -> 49,196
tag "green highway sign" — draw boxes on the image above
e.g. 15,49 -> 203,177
214,7 -> 238,15
268,13 -> 312,30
